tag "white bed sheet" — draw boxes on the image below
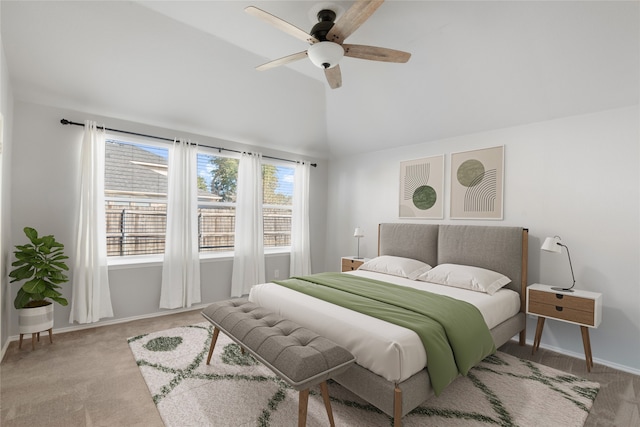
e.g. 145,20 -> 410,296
248,270 -> 520,383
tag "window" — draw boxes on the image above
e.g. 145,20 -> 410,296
197,153 -> 237,253
105,139 -> 168,257
196,152 -> 295,252
262,163 -> 294,248
105,138 -> 295,257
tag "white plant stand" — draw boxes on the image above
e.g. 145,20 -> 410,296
18,303 -> 54,350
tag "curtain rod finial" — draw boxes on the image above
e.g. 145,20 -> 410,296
60,119 -> 70,125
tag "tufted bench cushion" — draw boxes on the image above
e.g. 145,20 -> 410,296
201,297 -> 355,391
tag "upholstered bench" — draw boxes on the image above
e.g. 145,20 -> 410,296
201,298 -> 355,427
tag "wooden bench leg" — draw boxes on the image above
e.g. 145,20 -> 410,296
320,381 -> 336,427
298,389 -> 309,427
206,327 -> 220,365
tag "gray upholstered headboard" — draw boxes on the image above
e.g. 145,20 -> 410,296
378,223 -> 528,297
378,223 -> 440,267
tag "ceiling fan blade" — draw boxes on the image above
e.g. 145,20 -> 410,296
245,6 -> 318,44
326,0 -> 385,44
324,65 -> 342,89
256,51 -> 308,71
343,44 -> 411,63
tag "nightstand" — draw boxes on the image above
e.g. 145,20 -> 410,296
527,283 -> 602,372
341,256 -> 367,272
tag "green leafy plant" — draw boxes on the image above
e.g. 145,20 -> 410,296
9,227 -> 69,309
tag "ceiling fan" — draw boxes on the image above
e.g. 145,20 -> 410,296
245,0 -> 411,89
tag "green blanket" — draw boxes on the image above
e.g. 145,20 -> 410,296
273,272 -> 495,395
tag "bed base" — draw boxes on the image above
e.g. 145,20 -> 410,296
333,311 -> 526,426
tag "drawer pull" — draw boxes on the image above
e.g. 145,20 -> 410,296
555,306 -> 563,312
555,294 -> 564,299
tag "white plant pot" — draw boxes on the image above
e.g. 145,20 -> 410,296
18,303 -> 54,334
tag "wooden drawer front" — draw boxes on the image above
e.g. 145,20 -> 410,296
528,300 -> 595,326
529,290 -> 594,312
342,259 -> 362,272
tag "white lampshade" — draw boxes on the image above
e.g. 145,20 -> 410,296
541,236 -> 562,253
353,227 -> 364,238
307,41 -> 344,69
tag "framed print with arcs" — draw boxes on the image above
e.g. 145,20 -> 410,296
450,146 -> 504,220
399,155 -> 444,219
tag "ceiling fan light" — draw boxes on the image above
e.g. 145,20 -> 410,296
308,41 -> 344,69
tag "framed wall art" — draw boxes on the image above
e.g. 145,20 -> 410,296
399,155 -> 444,219
450,145 -> 504,220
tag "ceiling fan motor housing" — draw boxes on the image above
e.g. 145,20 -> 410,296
310,9 -> 336,41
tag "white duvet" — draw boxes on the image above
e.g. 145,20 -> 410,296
248,270 -> 520,383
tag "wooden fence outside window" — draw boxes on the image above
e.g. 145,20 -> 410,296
106,203 -> 290,257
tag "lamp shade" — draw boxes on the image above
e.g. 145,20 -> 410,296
353,227 -> 364,238
307,41 -> 344,69
541,236 -> 562,253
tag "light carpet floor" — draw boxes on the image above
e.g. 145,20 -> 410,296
128,322 -> 600,427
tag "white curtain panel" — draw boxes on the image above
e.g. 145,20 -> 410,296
290,162 -> 311,276
160,140 -> 201,309
69,121 -> 114,324
231,152 -> 265,297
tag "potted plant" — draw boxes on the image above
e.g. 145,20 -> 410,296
9,227 -> 69,346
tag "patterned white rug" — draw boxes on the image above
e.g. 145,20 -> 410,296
128,323 -> 599,427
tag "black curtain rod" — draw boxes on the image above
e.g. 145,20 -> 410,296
60,119 -> 317,167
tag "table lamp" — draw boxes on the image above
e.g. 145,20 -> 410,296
541,235 -> 575,292
353,227 -> 364,259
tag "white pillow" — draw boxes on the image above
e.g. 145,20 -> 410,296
358,255 -> 432,279
414,263 -> 511,295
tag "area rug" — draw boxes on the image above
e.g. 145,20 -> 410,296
128,323 -> 599,427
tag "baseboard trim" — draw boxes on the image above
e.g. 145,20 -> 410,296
0,338 -> 10,364
512,337 -> 640,376
4,303 -> 209,345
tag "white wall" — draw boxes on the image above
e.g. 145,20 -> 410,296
6,100 -> 328,337
0,17 -> 15,359
325,106 -> 640,373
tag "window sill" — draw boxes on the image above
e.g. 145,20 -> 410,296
107,247 -> 291,270
108,254 -> 163,270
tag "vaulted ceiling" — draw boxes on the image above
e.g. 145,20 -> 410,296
2,1 -> 638,158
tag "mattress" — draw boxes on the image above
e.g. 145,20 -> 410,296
248,270 -> 520,382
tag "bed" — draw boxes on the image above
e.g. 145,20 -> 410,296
249,223 -> 528,426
